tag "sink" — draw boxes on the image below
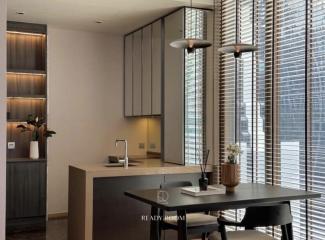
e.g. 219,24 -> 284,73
104,162 -> 139,167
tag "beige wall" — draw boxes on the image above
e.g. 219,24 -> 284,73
147,118 -> 161,153
47,27 -> 148,215
0,0 -> 6,236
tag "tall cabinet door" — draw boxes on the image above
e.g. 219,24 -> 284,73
152,20 -> 162,115
164,9 -> 185,165
6,161 -> 46,221
132,30 -> 142,116
124,34 -> 133,117
141,25 -> 152,116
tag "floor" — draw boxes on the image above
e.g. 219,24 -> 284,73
6,219 -> 67,240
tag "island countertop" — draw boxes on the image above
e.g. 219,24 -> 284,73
68,159 -> 213,240
70,158 -> 212,178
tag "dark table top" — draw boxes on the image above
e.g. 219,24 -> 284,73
125,183 -> 321,211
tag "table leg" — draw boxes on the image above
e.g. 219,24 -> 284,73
177,210 -> 188,240
150,206 -> 160,240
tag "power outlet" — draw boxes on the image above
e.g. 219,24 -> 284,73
138,143 -> 145,149
150,143 -> 156,149
8,142 -> 15,150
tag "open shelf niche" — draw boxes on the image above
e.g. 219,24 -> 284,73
6,21 -> 47,161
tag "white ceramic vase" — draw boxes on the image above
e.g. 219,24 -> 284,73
30,141 -> 39,159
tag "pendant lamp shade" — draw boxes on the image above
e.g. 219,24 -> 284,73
170,38 -> 212,53
218,43 -> 257,58
170,0 -> 211,53
218,0 -> 257,58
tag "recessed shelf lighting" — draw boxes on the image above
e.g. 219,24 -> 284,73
7,96 -> 46,100
7,70 -> 46,76
7,72 -> 46,76
7,120 -> 28,123
7,31 -> 46,37
95,20 -> 104,24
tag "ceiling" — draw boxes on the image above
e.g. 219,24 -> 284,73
7,0 -> 213,35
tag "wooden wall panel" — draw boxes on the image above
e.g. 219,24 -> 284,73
7,33 -> 46,71
7,99 -> 46,121
7,73 -> 46,96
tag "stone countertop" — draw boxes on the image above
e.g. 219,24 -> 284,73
69,158 -> 212,178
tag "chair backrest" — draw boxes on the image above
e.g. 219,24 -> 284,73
160,181 -> 192,189
241,203 -> 292,228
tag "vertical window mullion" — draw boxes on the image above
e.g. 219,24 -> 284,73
305,0 -> 310,238
264,0 -> 274,186
252,0 -> 256,183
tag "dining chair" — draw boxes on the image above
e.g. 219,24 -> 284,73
208,203 -> 293,240
159,181 -> 219,240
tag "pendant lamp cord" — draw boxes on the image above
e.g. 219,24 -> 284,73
236,0 -> 239,43
190,0 -> 193,38
235,0 -> 239,143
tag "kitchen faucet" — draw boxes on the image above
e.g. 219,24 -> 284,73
115,139 -> 128,169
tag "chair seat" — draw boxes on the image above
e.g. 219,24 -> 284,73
165,213 -> 218,227
208,230 -> 274,240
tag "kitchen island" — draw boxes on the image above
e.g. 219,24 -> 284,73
68,159 -> 212,240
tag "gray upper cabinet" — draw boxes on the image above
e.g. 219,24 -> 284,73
124,21 -> 162,117
132,30 -> 142,116
163,9 -> 185,165
141,25 -> 152,116
124,35 -> 133,117
151,20 -> 162,115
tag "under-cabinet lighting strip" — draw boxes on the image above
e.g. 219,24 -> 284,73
7,31 -> 46,37
7,97 -> 46,100
7,72 -> 46,76
7,121 -> 28,124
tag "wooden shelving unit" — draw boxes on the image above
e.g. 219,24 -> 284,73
6,21 -> 47,233
7,69 -> 47,75
7,95 -> 46,99
6,22 -> 47,159
7,158 -> 47,163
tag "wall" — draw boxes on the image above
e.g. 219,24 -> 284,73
147,118 -> 161,153
47,27 -> 148,215
0,0 -> 6,236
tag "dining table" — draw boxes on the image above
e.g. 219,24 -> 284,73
125,183 -> 321,240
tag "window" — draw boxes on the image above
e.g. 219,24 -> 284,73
219,0 -> 325,238
184,8 -> 207,165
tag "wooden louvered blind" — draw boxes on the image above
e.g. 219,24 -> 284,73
184,8 -> 207,165
219,0 -> 325,238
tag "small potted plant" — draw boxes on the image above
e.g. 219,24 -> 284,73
221,144 -> 241,192
17,114 -> 56,159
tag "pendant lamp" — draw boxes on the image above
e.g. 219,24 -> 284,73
170,0 -> 212,53
218,0 -> 257,58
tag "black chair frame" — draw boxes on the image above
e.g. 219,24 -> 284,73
218,203 -> 293,240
